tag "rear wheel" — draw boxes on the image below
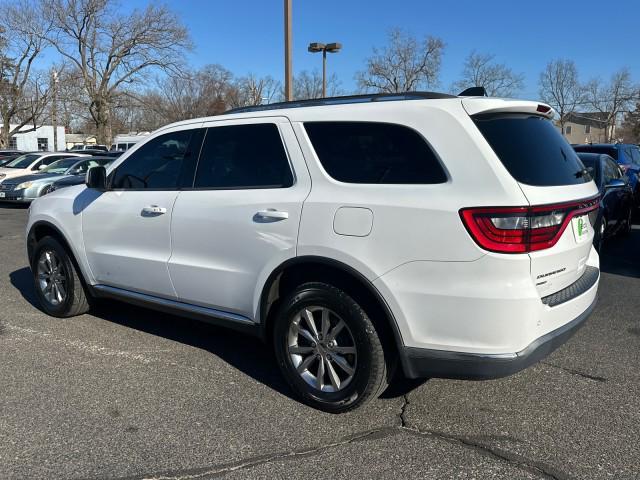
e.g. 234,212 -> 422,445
273,282 -> 389,413
32,236 -> 90,317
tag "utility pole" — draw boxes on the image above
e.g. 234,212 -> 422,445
51,69 -> 59,151
284,0 -> 293,101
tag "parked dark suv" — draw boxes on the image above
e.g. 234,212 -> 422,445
573,144 -> 640,202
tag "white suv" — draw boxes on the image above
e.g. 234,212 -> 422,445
26,92 -> 600,412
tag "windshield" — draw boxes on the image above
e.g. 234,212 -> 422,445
40,158 -> 80,174
3,154 -> 41,169
474,114 -> 592,186
70,145 -> 84,150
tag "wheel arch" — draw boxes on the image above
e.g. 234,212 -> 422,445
27,221 -> 89,283
259,256 -> 406,371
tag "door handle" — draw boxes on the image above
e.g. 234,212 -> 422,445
255,209 -> 289,221
141,205 -> 167,216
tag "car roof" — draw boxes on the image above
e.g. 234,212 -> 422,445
152,93 -> 551,134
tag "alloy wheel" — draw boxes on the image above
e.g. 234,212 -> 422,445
37,250 -> 67,306
287,306 -> 358,393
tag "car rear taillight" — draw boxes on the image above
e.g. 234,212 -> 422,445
460,197 -> 599,253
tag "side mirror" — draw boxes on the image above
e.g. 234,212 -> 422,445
605,178 -> 626,190
86,166 -> 107,190
38,164 -> 47,170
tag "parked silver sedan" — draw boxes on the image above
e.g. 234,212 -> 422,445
0,157 -> 111,203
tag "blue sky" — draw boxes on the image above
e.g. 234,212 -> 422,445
122,0 -> 639,99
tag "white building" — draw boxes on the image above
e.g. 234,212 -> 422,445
6,125 -> 66,152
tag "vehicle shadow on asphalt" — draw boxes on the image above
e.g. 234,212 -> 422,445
9,266 -> 297,401
9,266 -> 417,401
599,227 -> 640,279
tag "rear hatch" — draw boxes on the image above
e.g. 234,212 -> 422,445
463,98 -> 599,298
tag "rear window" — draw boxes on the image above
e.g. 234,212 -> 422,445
304,122 -> 447,184
573,145 -> 618,160
474,114 -> 591,186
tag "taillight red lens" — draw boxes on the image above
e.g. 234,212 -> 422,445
460,197 -> 599,253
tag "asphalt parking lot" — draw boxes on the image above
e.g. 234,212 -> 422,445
1,205 -> 639,480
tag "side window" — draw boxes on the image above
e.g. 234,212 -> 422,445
304,122 -> 447,184
72,160 -> 92,174
610,159 -> 622,179
631,147 -> 640,166
194,123 -> 294,189
111,129 -> 197,190
603,159 -> 618,184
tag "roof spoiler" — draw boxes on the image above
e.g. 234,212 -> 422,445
458,86 -> 487,97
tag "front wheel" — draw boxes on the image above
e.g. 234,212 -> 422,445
31,236 -> 91,317
273,282 -> 390,413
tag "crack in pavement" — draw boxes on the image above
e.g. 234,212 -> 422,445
401,427 -> 572,480
102,428 -> 395,480
102,421 -> 571,480
397,392 -> 567,480
116,398 -> 576,480
399,393 -> 409,428
542,361 -> 607,383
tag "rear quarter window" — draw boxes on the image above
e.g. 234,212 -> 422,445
304,122 -> 447,184
474,114 -> 591,186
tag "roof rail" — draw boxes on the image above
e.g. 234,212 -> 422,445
225,91 -> 457,114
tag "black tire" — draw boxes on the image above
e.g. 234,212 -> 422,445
273,282 -> 390,413
31,236 -> 91,317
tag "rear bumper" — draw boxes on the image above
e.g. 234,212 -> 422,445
401,294 -> 596,379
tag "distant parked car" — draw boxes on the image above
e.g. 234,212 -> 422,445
578,153 -> 634,251
0,156 -> 111,203
0,152 -> 85,185
573,144 -> 640,202
0,154 -> 22,167
0,149 -> 23,159
69,144 -> 109,152
45,157 -> 116,194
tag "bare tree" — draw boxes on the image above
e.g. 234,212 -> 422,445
53,67 -> 92,133
538,59 -> 583,132
44,0 -> 191,145
453,51 -> 524,97
619,101 -> 640,143
0,1 -> 52,148
356,29 -> 444,93
584,69 -> 639,142
228,74 -> 282,107
293,70 -> 342,100
129,64 -> 236,130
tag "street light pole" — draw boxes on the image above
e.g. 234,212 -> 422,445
51,69 -> 59,151
322,49 -> 327,98
308,42 -> 342,98
284,0 -> 293,101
